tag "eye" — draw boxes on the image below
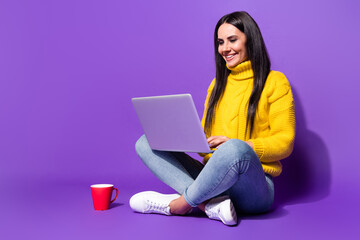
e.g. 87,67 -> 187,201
218,39 -> 224,45
230,38 -> 237,43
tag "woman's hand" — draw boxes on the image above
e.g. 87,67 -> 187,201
245,141 -> 254,149
207,136 -> 230,148
207,136 -> 255,149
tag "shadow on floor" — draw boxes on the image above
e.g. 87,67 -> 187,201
110,203 -> 124,209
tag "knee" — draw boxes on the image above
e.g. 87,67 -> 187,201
135,134 -> 151,157
208,139 -> 256,169
219,139 -> 254,159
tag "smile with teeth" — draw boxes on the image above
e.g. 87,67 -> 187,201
224,54 -> 237,61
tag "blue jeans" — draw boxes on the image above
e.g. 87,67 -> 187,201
135,135 -> 274,214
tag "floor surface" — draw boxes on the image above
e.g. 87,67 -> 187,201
1,175 -> 358,240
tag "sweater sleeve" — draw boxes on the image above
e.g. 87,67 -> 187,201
248,72 -> 296,162
198,79 -> 216,160
200,78 -> 216,129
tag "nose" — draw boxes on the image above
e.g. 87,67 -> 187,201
220,41 -> 231,53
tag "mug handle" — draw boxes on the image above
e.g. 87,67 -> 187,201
110,187 -> 119,203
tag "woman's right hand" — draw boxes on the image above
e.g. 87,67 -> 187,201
207,136 -> 230,148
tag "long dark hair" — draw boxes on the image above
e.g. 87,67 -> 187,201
204,11 -> 271,138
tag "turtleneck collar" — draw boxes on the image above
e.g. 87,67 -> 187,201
227,60 -> 253,80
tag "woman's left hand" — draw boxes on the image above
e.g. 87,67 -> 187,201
207,136 -> 230,148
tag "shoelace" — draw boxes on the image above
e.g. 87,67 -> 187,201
145,200 -> 169,214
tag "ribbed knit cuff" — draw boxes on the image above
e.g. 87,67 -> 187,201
198,152 -> 207,157
201,153 -> 212,165
248,138 -> 264,160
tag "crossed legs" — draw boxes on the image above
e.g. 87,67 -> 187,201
134,134 -> 274,217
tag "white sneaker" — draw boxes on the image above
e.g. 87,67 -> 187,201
205,196 -> 237,226
129,191 -> 180,216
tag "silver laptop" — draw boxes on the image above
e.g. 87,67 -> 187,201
132,94 -> 213,153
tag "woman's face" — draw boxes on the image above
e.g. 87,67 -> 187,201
217,23 -> 247,68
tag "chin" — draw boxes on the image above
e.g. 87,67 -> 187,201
226,59 -> 242,68
228,58 -> 247,68
227,62 -> 240,68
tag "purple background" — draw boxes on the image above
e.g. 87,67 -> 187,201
1,0 -> 359,239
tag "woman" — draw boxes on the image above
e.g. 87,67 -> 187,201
129,11 -> 295,226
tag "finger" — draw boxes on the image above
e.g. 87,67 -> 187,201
210,139 -> 225,148
208,140 -> 218,148
212,137 -> 230,148
207,136 -> 218,140
207,136 -> 218,143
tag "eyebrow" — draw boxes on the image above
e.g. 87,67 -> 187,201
217,35 -> 238,41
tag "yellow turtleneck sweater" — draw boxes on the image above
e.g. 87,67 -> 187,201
201,60 -> 295,177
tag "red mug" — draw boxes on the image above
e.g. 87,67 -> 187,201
90,184 -> 119,210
